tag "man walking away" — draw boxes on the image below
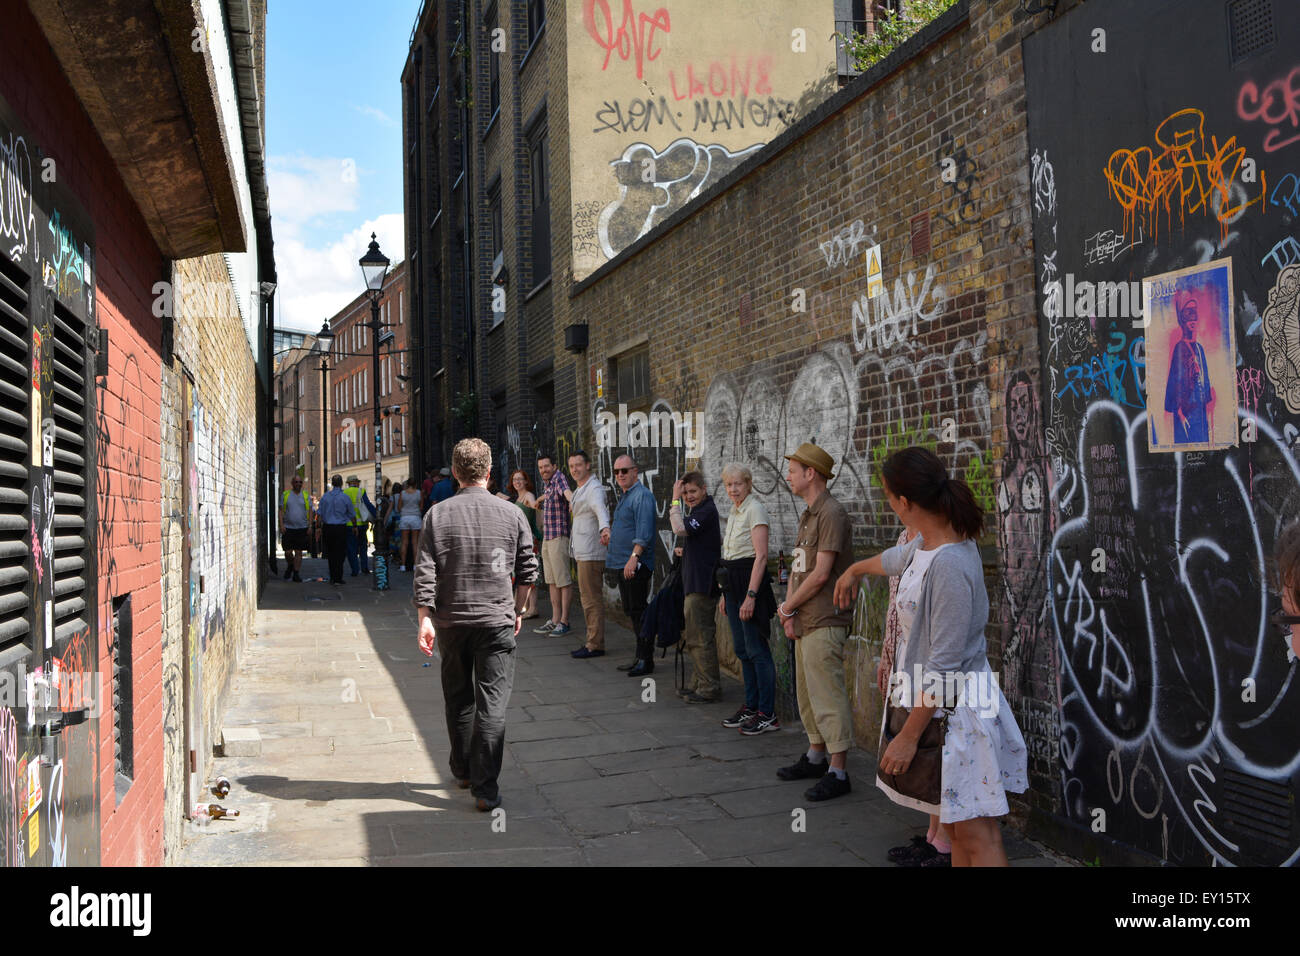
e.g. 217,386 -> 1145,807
775,442 -> 856,801
414,438 -> 538,811
567,449 -> 610,659
533,453 -> 573,637
608,455 -> 657,676
279,475 -> 311,582
319,475 -> 354,586
344,475 -> 376,577
669,471 -> 722,702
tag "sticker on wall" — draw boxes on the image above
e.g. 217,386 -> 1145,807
1261,263 -> 1300,413
865,244 -> 884,299
1144,257 -> 1238,453
24,759 -> 41,820
41,419 -> 54,468
44,601 -> 52,651
596,368 -> 604,399
27,813 -> 37,857
30,391 -> 41,466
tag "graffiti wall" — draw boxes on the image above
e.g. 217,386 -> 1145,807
565,0 -> 836,280
1024,0 -> 1300,864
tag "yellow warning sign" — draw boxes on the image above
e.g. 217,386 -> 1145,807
28,813 -> 37,857
865,244 -> 883,299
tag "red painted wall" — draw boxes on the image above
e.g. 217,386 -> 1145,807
1,2 -> 167,866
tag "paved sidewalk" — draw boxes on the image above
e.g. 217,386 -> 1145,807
178,556 -> 1070,866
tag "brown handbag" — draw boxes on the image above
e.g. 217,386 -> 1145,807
877,702 -> 949,806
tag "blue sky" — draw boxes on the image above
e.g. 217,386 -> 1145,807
265,0 -> 421,332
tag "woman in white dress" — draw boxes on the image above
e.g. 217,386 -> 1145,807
834,447 -> 1027,867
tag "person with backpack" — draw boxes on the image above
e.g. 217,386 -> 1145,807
279,475 -> 311,583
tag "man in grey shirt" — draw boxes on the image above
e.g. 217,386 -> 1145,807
414,438 -> 539,811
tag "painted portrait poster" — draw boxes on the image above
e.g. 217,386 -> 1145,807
1144,257 -> 1237,453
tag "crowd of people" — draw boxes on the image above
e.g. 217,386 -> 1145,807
283,438 -> 1300,868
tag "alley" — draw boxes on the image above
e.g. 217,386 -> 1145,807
178,559 -> 1067,867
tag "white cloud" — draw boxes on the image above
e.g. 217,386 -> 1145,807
274,213 -> 405,331
353,104 -> 398,128
267,154 -> 361,237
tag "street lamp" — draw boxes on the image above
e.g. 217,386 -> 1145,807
313,319 -> 335,493
306,439 -> 317,496
359,234 -> 390,589
359,233 -> 390,502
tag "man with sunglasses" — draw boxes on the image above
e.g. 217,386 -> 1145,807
607,454 -> 658,677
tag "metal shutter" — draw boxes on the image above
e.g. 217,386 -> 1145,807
50,302 -> 90,642
0,255 -> 30,651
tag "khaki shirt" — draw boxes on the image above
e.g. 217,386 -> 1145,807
787,489 -> 853,634
722,493 -> 770,561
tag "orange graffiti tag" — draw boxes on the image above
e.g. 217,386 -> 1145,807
1103,108 -> 1266,243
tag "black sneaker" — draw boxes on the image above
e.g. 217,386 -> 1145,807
888,835 -> 936,864
776,754 -> 829,781
739,712 -> 780,735
282,567 -> 293,580
292,571 -> 302,582
804,771 -> 851,802
721,707 -> 754,728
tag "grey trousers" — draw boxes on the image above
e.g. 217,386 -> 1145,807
439,623 -> 517,802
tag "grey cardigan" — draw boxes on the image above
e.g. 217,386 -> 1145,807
881,536 -> 989,679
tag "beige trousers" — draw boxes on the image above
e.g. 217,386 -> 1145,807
576,560 -> 606,651
794,625 -> 852,753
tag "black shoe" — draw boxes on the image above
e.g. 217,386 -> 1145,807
283,567 -> 293,580
292,571 -> 302,582
804,771 -> 851,802
684,691 -> 721,704
888,835 -> 936,865
722,706 -> 755,728
361,567 -> 370,575
475,795 -> 502,812
625,659 -> 654,678
571,647 -> 605,659
776,754 -> 829,781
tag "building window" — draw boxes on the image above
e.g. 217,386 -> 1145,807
615,346 -> 650,407
299,413 -> 305,434
527,0 -> 545,48
528,118 -> 551,286
487,3 -> 501,119
298,374 -> 305,397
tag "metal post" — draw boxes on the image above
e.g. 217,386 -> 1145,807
320,357 -> 330,491
371,297 -> 382,549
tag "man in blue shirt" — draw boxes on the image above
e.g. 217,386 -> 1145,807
606,454 -> 658,677
319,474 -> 355,586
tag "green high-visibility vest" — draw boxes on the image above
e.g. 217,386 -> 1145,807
281,489 -> 310,512
343,485 -> 364,526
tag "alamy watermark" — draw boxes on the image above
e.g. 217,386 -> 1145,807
595,403 -> 705,457
1044,274 -> 1145,323
886,665 -> 1002,718
0,662 -> 102,718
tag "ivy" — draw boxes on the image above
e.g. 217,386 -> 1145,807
839,0 -> 960,71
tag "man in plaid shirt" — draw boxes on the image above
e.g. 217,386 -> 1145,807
533,453 -> 573,637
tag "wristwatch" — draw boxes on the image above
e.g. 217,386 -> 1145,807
746,589 -> 758,599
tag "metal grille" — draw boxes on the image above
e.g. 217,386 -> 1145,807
1221,766 -> 1292,848
0,256 -> 30,652
50,302 -> 90,643
1228,0 -> 1275,65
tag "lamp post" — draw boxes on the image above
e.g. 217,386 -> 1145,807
306,439 -> 317,496
313,319 -> 335,492
359,232 -> 390,514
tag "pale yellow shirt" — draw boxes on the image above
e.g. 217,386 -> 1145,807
721,493 -> 770,561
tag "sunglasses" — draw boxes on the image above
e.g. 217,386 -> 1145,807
614,467 -> 633,475
1272,609 -> 1300,632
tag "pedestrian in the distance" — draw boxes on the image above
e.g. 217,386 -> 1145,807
318,474 -> 354,586
344,475 -> 376,577
397,478 -> 423,571
414,438 -> 538,812
833,447 -> 1028,866
567,449 -> 610,658
608,454 -> 657,676
716,463 -> 780,735
497,469 -> 541,619
533,453 -> 573,638
279,474 -> 311,582
669,471 -> 722,702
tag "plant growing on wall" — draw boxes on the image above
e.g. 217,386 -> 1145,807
839,0 -> 960,71
451,390 -> 478,433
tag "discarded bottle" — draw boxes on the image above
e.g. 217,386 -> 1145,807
212,777 -> 231,798
207,804 -> 239,820
778,551 -> 789,585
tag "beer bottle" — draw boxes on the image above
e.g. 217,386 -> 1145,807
212,777 -> 231,798
208,804 -> 240,820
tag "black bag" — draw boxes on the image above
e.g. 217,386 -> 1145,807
877,703 -> 949,806
714,563 -> 730,592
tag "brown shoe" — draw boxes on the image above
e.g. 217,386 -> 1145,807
684,691 -> 721,704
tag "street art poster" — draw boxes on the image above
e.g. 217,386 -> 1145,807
1143,257 -> 1237,453
566,0 -> 835,281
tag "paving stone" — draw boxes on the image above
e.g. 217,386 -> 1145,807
539,771 -> 668,808
746,843 -> 866,866
677,812 -> 808,858
523,703 -> 577,721
580,828 -> 709,866
519,757 -> 600,786
505,718 -> 597,742
587,746 -> 702,776
508,731 -> 659,763
221,727 -> 263,755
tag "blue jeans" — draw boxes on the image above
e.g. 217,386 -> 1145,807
725,595 -> 775,715
346,526 -> 369,574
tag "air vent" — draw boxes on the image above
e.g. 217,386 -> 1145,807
1220,766 -> 1293,848
911,212 -> 931,259
0,255 -> 30,653
1228,0 -> 1276,65
49,302 -> 90,644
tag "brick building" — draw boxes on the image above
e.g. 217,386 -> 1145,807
325,259 -> 411,493
274,335 -> 328,499
0,0 -> 274,866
